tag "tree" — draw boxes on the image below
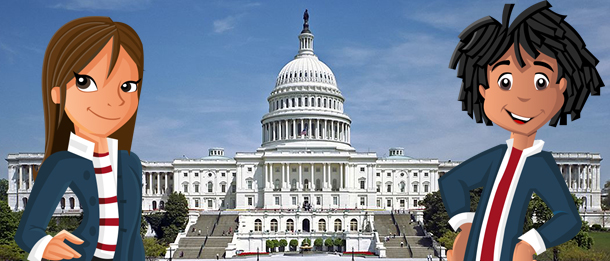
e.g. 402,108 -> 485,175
314,238 -> 323,251
289,239 -> 298,251
420,188 -> 482,241
143,237 -> 166,261
301,238 -> 311,246
266,239 -> 274,252
141,216 -> 148,238
333,238 -> 343,252
0,200 -> 19,244
164,192 -> 189,230
0,179 -> 8,202
0,241 -> 25,261
324,238 -> 334,251
279,239 -> 288,252
603,180 -> 610,210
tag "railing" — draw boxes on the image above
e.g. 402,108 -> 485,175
391,211 -> 412,258
197,235 -> 209,259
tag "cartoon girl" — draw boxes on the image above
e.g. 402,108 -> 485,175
15,17 -> 144,261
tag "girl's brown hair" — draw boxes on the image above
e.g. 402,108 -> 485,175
37,16 -> 144,179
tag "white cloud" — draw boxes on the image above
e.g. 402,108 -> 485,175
213,15 -> 240,33
51,0 -> 152,11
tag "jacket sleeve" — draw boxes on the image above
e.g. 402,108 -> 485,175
15,152 -> 74,253
438,145 -> 503,230
128,152 -> 145,260
520,154 -> 581,254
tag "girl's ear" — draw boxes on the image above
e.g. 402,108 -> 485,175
51,87 -> 60,104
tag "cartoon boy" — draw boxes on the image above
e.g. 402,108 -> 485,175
439,1 -> 604,261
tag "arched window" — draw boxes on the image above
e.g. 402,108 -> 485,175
304,179 -> 310,190
69,197 -> 75,209
152,201 -> 157,210
255,219 -> 262,232
413,182 -> 419,193
208,181 -> 213,193
270,219 -> 278,232
318,219 -> 326,232
60,198 -> 65,210
22,197 -> 28,208
350,219 -> 358,231
400,182 -> 406,193
334,219 -> 342,232
315,179 -> 321,191
274,179 -> 281,191
291,179 -> 297,190
160,200 -> 165,210
287,219 -> 294,232
332,179 -> 338,191
386,182 -> 392,193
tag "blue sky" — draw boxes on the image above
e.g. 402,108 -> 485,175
1,0 -> 608,186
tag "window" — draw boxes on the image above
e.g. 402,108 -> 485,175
247,167 -> 253,172
287,219 -> 294,232
424,172 -> 429,177
400,199 -> 405,208
400,172 -> 405,177
332,168 -> 337,172
183,184 -> 188,193
270,219 -> 278,232
207,182 -> 213,193
221,199 -> 225,207
248,197 -> 253,206
316,196 -> 321,205
413,184 -> 418,193
333,196 -> 338,205
424,184 -> 429,192
248,180 -> 253,190
413,199 -> 418,207
360,167 -> 365,172
318,219 -> 326,232
350,219 -> 358,231
387,199 -> 392,207
232,172 -> 236,177
255,219 -> 262,231
292,168 -> 297,172
274,179 -> 280,190
221,172 -> 226,177
376,185 -> 381,193
292,196 -> 297,205
195,172 -> 199,177
414,172 -> 418,177
291,179 -> 297,190
232,184 -> 236,193
316,168 -> 320,172
377,199 -> 381,208
221,184 -> 226,193
183,172 -> 188,177
194,199 -> 199,208
360,196 -> 365,206
400,182 -> 406,193
275,196 -> 280,205
208,173 -> 212,177
334,219 -> 342,232
376,172 -> 380,177
194,184 -> 199,193
360,180 -> 365,189
387,172 -> 391,177
387,184 -> 392,193
208,199 -> 213,208
304,167 -> 309,172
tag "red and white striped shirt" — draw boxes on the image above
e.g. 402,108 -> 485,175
92,151 -> 119,259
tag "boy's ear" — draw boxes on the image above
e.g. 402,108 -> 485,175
558,78 -> 567,93
51,87 -> 61,104
479,85 -> 486,99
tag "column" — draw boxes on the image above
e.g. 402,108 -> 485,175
308,119 -> 312,139
293,119 -> 297,139
157,173 -> 161,195
148,172 -> 152,195
577,165 -> 581,190
285,120 -> 289,140
597,165 -> 601,191
165,173 -> 168,194
281,163 -> 285,189
310,163 -> 314,190
28,165 -> 32,190
340,163 -> 344,189
19,165 -> 23,190
299,163 -> 303,189
568,165 -> 572,189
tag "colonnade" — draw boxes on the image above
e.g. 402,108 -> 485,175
262,119 -> 350,143
12,164 -> 36,191
143,172 -> 172,195
559,164 -> 601,191
269,94 -> 342,112
262,162 -> 358,191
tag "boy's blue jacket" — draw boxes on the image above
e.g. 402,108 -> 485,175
439,144 -> 581,261
15,150 -> 144,260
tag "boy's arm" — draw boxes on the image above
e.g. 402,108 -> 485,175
518,154 -> 581,255
439,145 -> 503,230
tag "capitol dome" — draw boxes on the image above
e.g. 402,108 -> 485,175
260,10 -> 353,151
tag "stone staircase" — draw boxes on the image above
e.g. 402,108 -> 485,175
173,237 -> 206,259
211,214 -> 238,236
174,213 -> 236,259
198,236 -> 233,259
394,214 -> 435,258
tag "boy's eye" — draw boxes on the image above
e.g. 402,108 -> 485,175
534,73 -> 549,90
121,81 -> 138,93
74,73 -> 97,92
497,73 -> 512,90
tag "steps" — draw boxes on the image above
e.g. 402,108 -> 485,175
211,215 -> 238,236
175,213 -> 236,259
199,236 -> 233,259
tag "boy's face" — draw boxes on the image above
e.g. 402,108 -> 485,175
479,44 -> 567,136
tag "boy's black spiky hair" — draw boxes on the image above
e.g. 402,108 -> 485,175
449,1 -> 604,126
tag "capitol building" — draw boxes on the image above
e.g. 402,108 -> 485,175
5,11 -> 605,258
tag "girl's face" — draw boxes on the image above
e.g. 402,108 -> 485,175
60,39 -> 140,137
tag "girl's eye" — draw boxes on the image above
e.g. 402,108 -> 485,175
74,72 -> 97,92
121,81 -> 138,93
534,73 -> 549,90
497,73 -> 512,90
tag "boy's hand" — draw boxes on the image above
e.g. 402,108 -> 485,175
513,241 -> 536,261
447,223 -> 471,261
42,230 -> 83,260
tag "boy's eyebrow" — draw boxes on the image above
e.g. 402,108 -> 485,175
533,61 -> 554,72
491,60 -> 510,71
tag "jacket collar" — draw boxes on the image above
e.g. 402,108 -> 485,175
505,138 -> 544,158
67,132 -> 118,161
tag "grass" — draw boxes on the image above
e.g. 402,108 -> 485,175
590,231 -> 610,253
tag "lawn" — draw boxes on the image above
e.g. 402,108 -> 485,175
590,231 -> 610,253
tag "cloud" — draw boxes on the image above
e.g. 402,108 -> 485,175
51,0 -> 152,11
213,15 -> 240,33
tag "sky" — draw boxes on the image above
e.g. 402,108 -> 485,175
0,0 -> 608,186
